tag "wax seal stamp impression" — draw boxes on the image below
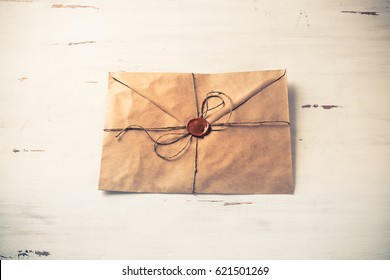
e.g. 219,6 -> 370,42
186,118 -> 210,137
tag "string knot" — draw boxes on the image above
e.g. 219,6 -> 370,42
107,89 -> 234,160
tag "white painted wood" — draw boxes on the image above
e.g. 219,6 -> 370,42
0,0 -> 389,259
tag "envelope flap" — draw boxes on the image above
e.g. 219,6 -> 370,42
194,69 -> 288,123
110,72 -> 198,125
110,70 -> 288,128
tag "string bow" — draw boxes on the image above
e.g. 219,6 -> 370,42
105,89 -> 234,160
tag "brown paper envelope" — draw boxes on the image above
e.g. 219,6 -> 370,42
99,70 -> 293,194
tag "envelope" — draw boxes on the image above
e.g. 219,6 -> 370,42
98,70 -> 293,194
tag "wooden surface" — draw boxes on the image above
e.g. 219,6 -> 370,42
0,0 -> 389,259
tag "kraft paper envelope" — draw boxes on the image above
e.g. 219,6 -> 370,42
99,70 -> 293,194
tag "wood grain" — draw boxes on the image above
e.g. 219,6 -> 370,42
0,0 -> 389,259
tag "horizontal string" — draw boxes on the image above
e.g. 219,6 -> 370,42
104,120 -> 290,134
212,120 -> 290,127
104,125 -> 186,133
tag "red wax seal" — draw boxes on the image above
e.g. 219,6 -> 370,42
186,118 -> 210,137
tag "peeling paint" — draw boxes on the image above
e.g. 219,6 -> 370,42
13,148 -> 45,153
68,41 -> 96,46
18,77 -> 29,82
223,202 -> 253,206
18,252 -> 29,258
52,4 -> 99,10
341,11 -> 378,16
1,249 -> 50,259
35,250 -> 50,257
301,104 -> 341,109
322,105 -> 340,109
0,255 -> 11,259
196,200 -> 253,206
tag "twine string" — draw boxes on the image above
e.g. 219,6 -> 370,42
192,73 -> 200,117
104,72 -> 290,160
212,120 -> 290,128
192,137 -> 199,193
201,91 -> 234,131
111,125 -> 185,139
154,133 -> 193,160
106,124 -> 191,160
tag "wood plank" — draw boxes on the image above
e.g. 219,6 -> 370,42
0,0 -> 389,259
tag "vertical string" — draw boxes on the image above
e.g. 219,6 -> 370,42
192,73 -> 200,117
191,73 -> 199,193
192,137 -> 199,193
